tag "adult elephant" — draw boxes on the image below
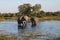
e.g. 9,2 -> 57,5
18,16 -> 29,29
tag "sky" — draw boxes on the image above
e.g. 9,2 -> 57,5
0,0 -> 60,13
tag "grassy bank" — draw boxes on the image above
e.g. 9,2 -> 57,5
38,16 -> 60,21
0,16 -> 60,22
0,17 -> 17,22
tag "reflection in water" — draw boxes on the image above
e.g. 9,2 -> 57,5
18,21 -> 60,40
0,21 -> 60,40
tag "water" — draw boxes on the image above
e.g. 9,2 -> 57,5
0,21 -> 60,40
0,21 -> 18,34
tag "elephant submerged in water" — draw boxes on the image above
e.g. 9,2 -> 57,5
18,16 -> 26,29
30,17 -> 37,27
17,16 -> 29,29
17,16 -> 37,29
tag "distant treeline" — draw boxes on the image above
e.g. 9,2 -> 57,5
0,11 -> 60,17
0,3 -> 60,18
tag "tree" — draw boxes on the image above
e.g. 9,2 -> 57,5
40,11 -> 46,17
18,4 -> 31,15
31,4 -> 41,16
18,4 -> 41,16
33,4 -> 41,12
54,11 -> 60,16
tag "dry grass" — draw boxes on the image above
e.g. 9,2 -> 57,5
0,35 -> 18,40
38,16 -> 60,21
0,16 -> 60,22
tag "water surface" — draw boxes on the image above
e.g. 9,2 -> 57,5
0,21 -> 60,40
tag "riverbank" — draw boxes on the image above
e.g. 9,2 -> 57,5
37,16 -> 60,21
0,16 -> 60,22
0,17 -> 17,22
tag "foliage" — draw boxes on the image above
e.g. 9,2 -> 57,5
0,3 -> 60,18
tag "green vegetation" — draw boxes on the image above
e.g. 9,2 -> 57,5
0,3 -> 60,21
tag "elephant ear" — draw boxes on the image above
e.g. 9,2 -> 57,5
19,16 -> 23,20
24,16 -> 29,22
